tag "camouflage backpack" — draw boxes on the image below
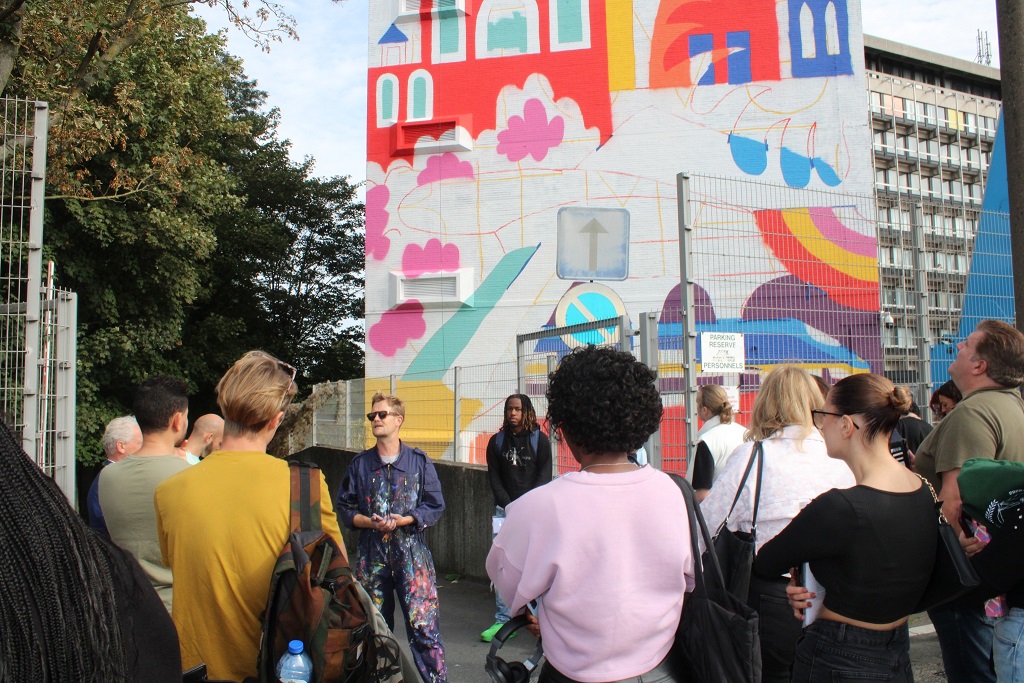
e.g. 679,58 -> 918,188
257,462 -> 379,683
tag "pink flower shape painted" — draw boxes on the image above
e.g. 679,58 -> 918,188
417,153 -> 475,186
368,301 -> 426,357
366,185 -> 391,261
497,98 -> 564,163
402,239 -> 460,278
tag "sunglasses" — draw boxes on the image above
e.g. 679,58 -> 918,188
811,409 -> 860,430
277,360 -> 297,383
367,411 -> 396,422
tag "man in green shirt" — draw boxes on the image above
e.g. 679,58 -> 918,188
915,319 -> 1024,683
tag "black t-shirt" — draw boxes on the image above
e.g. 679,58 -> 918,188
486,428 -> 553,507
897,416 -> 933,456
755,485 -> 936,624
691,441 -> 715,491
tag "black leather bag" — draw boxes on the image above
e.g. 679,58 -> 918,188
670,474 -> 761,683
913,476 -> 981,612
707,442 -> 763,602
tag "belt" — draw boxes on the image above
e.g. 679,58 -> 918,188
540,653 -> 680,683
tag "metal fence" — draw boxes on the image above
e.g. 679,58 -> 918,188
0,97 -> 78,500
296,172 -> 1014,479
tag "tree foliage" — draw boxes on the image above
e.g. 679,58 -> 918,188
1,1 -> 364,462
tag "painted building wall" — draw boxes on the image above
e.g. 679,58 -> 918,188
365,0 -> 877,448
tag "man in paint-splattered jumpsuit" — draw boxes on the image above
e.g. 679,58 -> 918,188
336,391 -> 447,683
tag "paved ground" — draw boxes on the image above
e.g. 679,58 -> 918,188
383,576 -> 950,682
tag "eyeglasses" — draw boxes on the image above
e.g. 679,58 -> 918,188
277,360 -> 297,383
811,409 -> 860,430
367,411 -> 397,422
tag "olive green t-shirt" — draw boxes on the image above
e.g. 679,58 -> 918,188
915,386 -> 1024,493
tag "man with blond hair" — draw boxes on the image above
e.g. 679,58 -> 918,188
337,392 -> 447,683
915,319 -> 1024,683
155,351 -> 345,683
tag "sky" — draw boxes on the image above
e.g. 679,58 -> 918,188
195,0 -> 1001,185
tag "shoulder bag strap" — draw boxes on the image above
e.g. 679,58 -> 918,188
749,442 -> 764,541
289,461 -> 323,533
722,440 -> 761,528
671,473 -> 728,596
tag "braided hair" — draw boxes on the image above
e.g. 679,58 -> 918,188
502,393 -> 538,434
0,421 -> 134,681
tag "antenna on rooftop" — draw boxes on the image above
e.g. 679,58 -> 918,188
976,30 -> 992,66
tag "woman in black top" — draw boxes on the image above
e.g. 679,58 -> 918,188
754,374 -> 936,683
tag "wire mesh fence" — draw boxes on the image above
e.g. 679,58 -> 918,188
296,172 -> 1013,480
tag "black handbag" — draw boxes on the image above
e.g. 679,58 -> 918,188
670,474 -> 761,683
913,475 -> 981,612
708,441 -> 763,602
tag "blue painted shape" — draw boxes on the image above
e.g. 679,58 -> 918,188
929,114 -> 1013,388
781,147 -> 812,188
812,157 -> 842,186
403,246 -> 539,380
379,22 -> 409,44
789,0 -> 853,78
689,34 -> 715,85
726,31 -> 752,84
728,134 -> 769,175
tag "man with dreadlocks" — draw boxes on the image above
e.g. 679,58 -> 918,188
480,393 -> 552,642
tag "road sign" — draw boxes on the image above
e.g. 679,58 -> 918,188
554,283 -> 628,347
700,332 -> 745,372
556,207 -> 630,280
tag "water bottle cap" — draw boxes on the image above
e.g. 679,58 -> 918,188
288,640 -> 304,655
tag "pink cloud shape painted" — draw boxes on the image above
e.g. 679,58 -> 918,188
417,153 -> 475,186
366,184 -> 391,261
368,301 -> 426,357
402,239 -> 460,278
497,98 -> 564,163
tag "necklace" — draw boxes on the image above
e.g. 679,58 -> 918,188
581,462 -> 640,472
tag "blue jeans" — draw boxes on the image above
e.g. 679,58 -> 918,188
791,619 -> 913,682
493,506 -> 510,623
994,607 -> 1024,682
928,600 -> 996,683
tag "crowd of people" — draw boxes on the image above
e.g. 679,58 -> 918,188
3,318 -> 1024,683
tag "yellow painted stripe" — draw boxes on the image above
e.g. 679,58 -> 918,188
782,208 -> 879,283
606,0 -> 636,91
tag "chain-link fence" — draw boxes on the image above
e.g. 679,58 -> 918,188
296,173 -> 1013,479
0,97 -> 78,500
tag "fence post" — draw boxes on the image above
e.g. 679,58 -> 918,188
617,314 -> 630,351
452,366 -> 462,462
390,374 -> 396,395
516,338 -> 526,395
638,312 -> 663,469
676,172 -> 698,478
54,291 -> 76,504
910,202 -> 933,409
344,381 -> 352,449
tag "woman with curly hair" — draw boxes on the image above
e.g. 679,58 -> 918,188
0,419 -> 181,681
486,345 -> 693,683
700,365 -> 854,683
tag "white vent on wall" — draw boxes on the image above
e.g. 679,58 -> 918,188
390,268 -> 473,307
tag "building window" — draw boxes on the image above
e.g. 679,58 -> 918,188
477,0 -> 540,58
549,0 -> 590,51
376,74 -> 400,127
407,70 -> 434,121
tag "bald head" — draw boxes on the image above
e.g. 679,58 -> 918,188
187,414 -> 225,458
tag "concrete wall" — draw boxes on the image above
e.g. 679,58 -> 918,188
293,446 -> 494,579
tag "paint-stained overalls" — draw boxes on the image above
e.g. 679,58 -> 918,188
336,443 -> 447,683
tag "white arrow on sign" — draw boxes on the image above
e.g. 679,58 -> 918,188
579,219 -> 608,271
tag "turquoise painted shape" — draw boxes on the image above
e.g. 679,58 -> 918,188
439,11 -> 460,54
556,0 -> 583,43
781,147 -> 812,188
381,79 -> 394,120
487,12 -> 528,53
412,77 -> 427,119
403,245 -> 540,380
728,133 -> 769,175
812,157 -> 842,186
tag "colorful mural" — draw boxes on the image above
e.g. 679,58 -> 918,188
365,0 -> 876,448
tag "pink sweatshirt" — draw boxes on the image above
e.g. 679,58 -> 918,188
486,466 -> 693,682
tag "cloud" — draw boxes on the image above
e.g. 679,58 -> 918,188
497,98 -> 565,162
368,301 -> 426,357
402,238 -> 461,277
365,184 -> 391,260
417,152 -> 475,185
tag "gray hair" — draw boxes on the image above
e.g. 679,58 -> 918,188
101,416 -> 139,456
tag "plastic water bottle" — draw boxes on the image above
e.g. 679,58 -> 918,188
276,640 -> 313,683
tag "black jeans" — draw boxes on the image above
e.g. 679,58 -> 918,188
791,619 -> 913,682
747,574 -> 803,683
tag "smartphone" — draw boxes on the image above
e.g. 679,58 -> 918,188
800,563 -> 826,627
